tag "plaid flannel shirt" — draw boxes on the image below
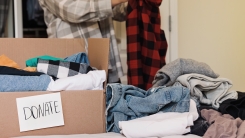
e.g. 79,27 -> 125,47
38,0 -> 127,82
37,58 -> 94,79
127,0 -> 168,90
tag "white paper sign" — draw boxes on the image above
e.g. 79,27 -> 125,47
16,93 -> 64,132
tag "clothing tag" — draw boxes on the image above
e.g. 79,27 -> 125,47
16,93 -> 64,132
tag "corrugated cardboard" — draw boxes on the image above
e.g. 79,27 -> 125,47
0,38 -> 109,138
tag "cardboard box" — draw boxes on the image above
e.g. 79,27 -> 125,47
0,38 -> 109,138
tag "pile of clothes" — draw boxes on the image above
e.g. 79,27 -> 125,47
0,53 -> 106,92
106,58 -> 241,138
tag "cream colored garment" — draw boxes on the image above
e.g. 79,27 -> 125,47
47,70 -> 106,91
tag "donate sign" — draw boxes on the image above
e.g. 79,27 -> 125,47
16,93 -> 64,132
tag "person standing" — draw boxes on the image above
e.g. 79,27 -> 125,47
38,0 -> 128,83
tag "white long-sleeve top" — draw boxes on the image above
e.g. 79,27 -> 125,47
118,99 -> 199,138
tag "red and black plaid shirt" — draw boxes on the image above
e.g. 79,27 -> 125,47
127,0 -> 168,90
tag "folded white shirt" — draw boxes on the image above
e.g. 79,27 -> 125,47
119,99 -> 198,138
47,70 -> 106,91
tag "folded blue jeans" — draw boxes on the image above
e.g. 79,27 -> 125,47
106,84 -> 190,133
0,74 -> 51,92
64,52 -> 90,65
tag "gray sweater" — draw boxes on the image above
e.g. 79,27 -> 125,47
152,58 -> 219,87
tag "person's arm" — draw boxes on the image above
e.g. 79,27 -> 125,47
39,0 -> 127,23
112,2 -> 128,22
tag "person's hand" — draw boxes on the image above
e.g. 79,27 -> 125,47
112,0 -> 128,7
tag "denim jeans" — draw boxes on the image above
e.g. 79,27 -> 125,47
0,74 -> 51,92
64,52 -> 90,65
106,84 -> 190,133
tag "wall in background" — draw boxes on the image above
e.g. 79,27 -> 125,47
178,0 -> 245,91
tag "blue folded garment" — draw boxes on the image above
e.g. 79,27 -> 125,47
0,75 -> 51,92
64,52 -> 90,65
